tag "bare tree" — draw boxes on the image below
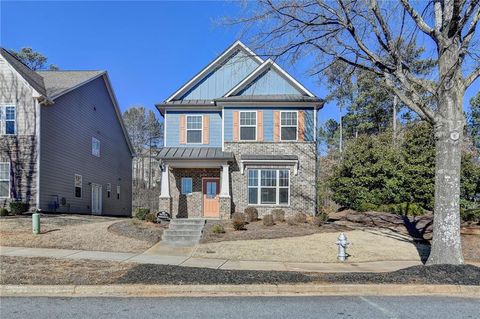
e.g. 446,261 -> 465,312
234,0 -> 480,264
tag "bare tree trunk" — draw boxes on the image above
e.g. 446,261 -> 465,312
393,95 -> 397,145
427,41 -> 465,265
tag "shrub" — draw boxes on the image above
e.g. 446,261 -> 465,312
145,212 -> 157,223
316,211 -> 329,225
0,208 -> 8,217
9,202 -> 29,215
461,208 -> 480,223
263,214 -> 274,226
309,216 -> 322,227
357,202 -> 378,212
271,209 -> 285,222
286,216 -> 297,226
293,212 -> 307,224
134,208 -> 150,220
232,212 -> 246,231
244,207 -> 258,222
232,212 -> 245,222
211,224 -> 225,234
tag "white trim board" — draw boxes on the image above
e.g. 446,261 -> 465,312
165,41 -> 264,102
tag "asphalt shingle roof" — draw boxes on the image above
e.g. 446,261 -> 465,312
0,48 -> 47,96
37,70 -> 105,98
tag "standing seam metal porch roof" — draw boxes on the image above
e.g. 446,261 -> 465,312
158,147 -> 234,160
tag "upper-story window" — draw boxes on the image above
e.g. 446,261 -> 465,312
0,162 -> 10,198
239,111 -> 256,141
92,137 -> 100,157
280,111 -> 298,141
186,115 -> 202,144
1,105 -> 16,135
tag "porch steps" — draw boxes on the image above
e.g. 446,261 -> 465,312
161,219 -> 206,247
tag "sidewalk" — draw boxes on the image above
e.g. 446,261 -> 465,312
0,244 -> 426,273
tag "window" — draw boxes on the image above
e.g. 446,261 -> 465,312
107,183 -> 111,198
0,105 -> 16,135
74,174 -> 82,198
186,115 -> 202,144
239,111 -> 256,141
117,185 -> 120,200
0,162 -> 10,198
92,137 -> 100,157
247,169 -> 290,205
280,111 -> 298,141
181,177 -> 192,195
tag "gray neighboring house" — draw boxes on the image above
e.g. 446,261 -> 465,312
0,48 -> 134,216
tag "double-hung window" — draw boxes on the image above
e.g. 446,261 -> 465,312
0,162 -> 10,198
92,137 -> 100,157
280,111 -> 298,141
239,111 -> 256,141
186,115 -> 202,144
0,105 -> 16,135
247,169 -> 290,205
181,177 -> 192,195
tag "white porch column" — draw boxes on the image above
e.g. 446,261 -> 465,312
220,164 -> 230,197
159,163 -> 170,198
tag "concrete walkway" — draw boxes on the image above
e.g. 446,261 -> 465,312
0,244 -> 428,273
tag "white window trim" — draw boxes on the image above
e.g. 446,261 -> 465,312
117,185 -> 121,200
0,104 -> 17,136
186,115 -> 203,144
247,168 -> 290,206
280,110 -> 298,141
0,162 -> 10,199
92,137 -> 100,157
181,177 -> 193,195
239,110 -> 257,141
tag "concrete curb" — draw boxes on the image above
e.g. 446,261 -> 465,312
1,284 -> 479,298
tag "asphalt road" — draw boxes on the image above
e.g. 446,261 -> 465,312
1,296 -> 478,318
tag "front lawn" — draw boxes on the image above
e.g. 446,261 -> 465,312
0,214 -> 164,253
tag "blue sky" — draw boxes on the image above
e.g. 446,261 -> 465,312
1,1 -> 478,126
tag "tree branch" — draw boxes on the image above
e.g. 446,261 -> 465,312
464,66 -> 480,87
400,0 -> 438,41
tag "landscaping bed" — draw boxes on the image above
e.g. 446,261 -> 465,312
107,219 -> 167,245
201,219 -> 351,243
1,256 -> 479,286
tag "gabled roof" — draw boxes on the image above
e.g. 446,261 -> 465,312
37,70 -> 105,98
0,48 -> 47,96
224,59 -> 315,97
1,47 -> 135,156
165,40 -> 264,102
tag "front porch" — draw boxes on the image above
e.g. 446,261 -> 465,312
158,147 -> 233,219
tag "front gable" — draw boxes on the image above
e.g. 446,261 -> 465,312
166,41 -> 263,102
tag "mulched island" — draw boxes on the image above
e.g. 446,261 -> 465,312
1,256 -> 478,286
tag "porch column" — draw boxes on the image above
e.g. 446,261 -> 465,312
159,163 -> 170,198
219,164 -> 230,197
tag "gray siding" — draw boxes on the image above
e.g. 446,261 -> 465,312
0,55 -> 38,209
39,76 -> 132,216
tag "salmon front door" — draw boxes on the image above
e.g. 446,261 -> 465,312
202,178 -> 220,218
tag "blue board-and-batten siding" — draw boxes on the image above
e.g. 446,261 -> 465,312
180,50 -> 261,100
238,68 -> 302,96
223,107 -> 315,142
165,110 -> 222,147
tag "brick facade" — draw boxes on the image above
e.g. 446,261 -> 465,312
225,141 -> 317,217
169,168 -> 221,218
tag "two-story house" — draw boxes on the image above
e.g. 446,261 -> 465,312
0,48 -> 134,216
156,41 -> 323,219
